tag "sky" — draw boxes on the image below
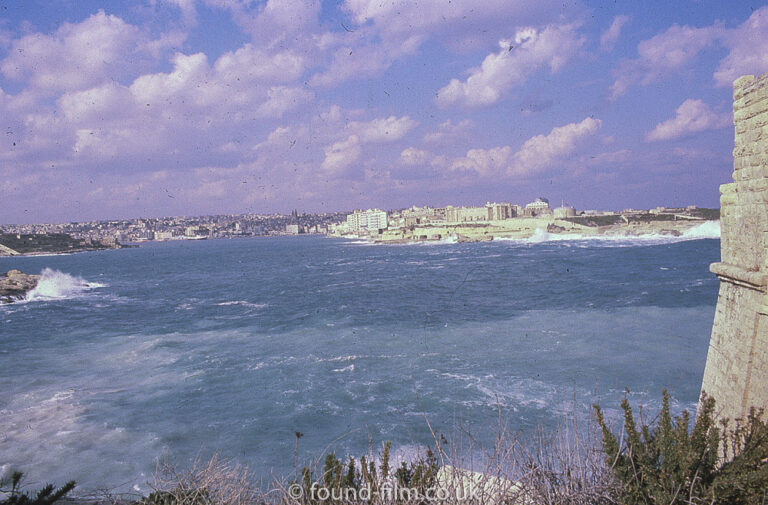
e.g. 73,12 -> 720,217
1,0 -> 767,224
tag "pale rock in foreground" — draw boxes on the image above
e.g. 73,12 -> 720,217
0,270 -> 40,304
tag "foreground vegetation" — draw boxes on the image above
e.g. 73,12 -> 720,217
2,391 -> 766,505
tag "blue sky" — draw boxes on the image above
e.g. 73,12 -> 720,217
0,0 -> 766,223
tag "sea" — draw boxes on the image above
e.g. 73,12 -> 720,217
0,222 -> 722,492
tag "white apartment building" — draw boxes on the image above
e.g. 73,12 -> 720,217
346,209 -> 388,233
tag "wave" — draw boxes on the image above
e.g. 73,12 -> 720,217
25,268 -> 104,301
493,220 -> 721,245
216,300 -> 268,309
681,220 -> 720,239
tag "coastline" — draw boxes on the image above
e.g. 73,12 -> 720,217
329,216 -> 720,244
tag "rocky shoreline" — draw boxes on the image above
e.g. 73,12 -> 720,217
0,269 -> 40,303
334,217 -> 719,244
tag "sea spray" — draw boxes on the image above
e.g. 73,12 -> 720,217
25,268 -> 103,301
496,221 -> 721,245
681,220 -> 720,239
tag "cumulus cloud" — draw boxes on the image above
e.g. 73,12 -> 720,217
610,7 -> 768,95
714,6 -> 768,87
436,24 -> 584,108
645,99 -> 730,142
352,116 -> 418,142
450,146 -> 513,177
509,117 -> 602,175
343,0 -> 572,49
309,34 -> 422,87
320,115 -> 418,175
204,0 -> 322,46
256,86 -> 314,118
600,15 -> 629,51
610,23 -> 722,100
445,117 -> 602,178
400,147 -> 429,166
321,135 -> 361,174
213,44 -> 306,84
0,11 -> 162,94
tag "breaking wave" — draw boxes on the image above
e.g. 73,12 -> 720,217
681,220 -> 720,239
25,268 -> 104,301
496,220 -> 721,245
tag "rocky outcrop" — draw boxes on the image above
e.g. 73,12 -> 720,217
0,269 -> 40,303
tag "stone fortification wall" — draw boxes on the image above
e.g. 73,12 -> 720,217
701,72 -> 768,422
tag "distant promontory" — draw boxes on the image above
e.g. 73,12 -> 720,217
0,233 -> 122,256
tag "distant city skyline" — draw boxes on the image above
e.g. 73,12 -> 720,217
1,0 -> 765,224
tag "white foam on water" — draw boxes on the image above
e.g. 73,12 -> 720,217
0,387 -> 157,492
494,220 -> 720,246
681,220 -> 721,239
216,300 -> 268,308
25,268 -> 104,301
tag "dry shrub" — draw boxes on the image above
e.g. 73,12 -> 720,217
429,403 -> 620,505
142,453 -> 264,505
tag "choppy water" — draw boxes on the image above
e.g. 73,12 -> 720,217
0,229 -> 720,491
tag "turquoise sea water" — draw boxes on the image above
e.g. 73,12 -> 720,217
0,234 -> 720,491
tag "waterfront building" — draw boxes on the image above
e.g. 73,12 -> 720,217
402,206 -> 441,226
553,205 -> 577,218
524,197 -> 551,217
153,231 -> 173,240
486,202 -> 515,220
445,205 -> 488,222
346,209 -> 388,233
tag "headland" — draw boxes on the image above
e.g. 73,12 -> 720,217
0,233 -> 122,257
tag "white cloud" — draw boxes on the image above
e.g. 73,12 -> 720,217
343,0 -> 571,48
0,11 -> 161,94
203,0 -> 322,46
213,44 -> 306,84
436,24 -> 584,108
714,6 -> 768,87
645,99 -> 730,142
600,15 -> 629,51
450,146 -> 512,177
400,147 -> 429,166
423,119 -> 473,144
256,86 -> 314,118
321,135 -> 361,174
309,33 -> 421,87
610,24 -> 722,100
58,83 -> 134,124
352,116 -> 418,143
319,114 -> 418,175
509,117 -> 602,175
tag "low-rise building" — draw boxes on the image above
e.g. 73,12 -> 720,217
445,205 -> 488,222
524,197 -> 551,217
402,206 -> 441,226
553,204 -> 577,218
486,202 -> 516,220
